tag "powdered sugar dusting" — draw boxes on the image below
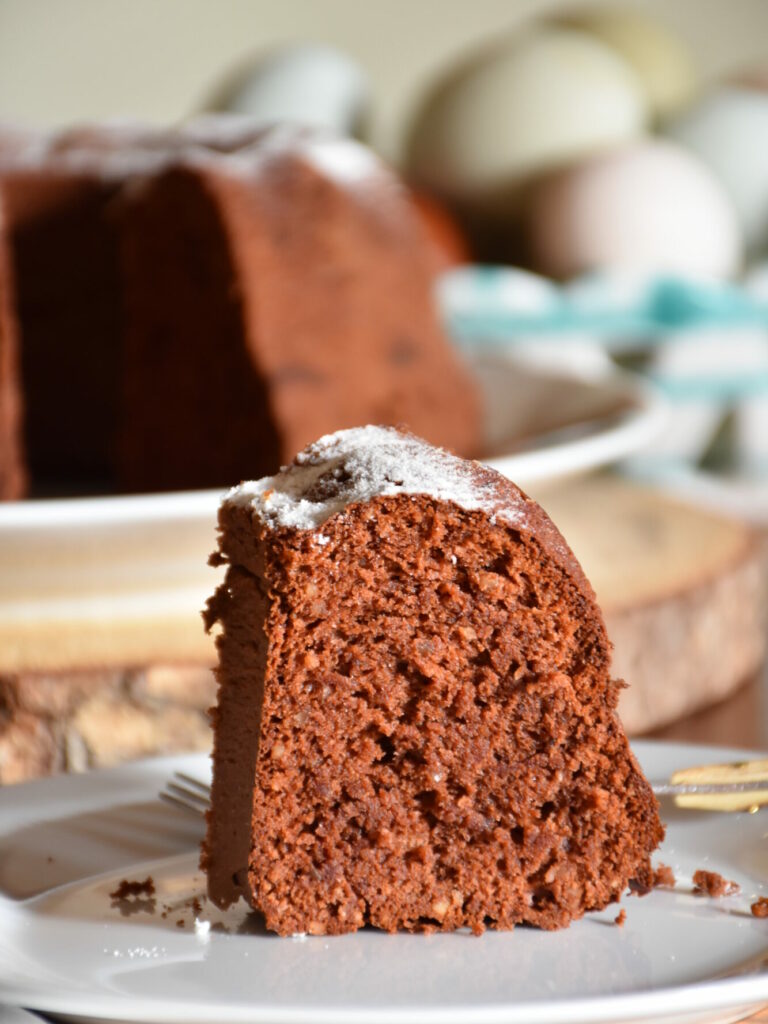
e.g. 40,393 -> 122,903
0,117 -> 385,192
195,124 -> 386,196
225,426 -> 525,531
301,134 -> 380,184
180,113 -> 264,151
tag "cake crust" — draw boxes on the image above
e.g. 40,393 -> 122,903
205,427 -> 663,934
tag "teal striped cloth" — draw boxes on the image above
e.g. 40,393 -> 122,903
440,266 -> 768,341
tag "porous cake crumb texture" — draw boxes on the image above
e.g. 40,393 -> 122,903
204,428 -> 663,935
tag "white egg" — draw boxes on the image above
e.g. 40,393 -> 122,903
665,87 -> 768,254
527,139 -> 743,280
561,7 -> 698,121
407,26 -> 647,210
208,44 -> 370,138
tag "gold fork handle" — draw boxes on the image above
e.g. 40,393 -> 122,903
664,758 -> 768,811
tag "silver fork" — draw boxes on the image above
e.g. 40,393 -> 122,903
161,762 -> 768,817
161,772 -> 211,817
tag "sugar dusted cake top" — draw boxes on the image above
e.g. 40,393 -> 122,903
0,118 -> 386,193
223,425 -> 527,531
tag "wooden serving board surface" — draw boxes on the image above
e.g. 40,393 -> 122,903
533,476 -> 768,735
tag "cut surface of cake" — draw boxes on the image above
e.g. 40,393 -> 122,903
204,426 -> 663,936
0,123 -> 170,486
0,199 -> 23,500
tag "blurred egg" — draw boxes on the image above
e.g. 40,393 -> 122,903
406,26 -> 647,212
665,87 -> 768,254
561,7 -> 697,121
730,66 -> 768,93
205,44 -> 370,138
410,190 -> 472,271
526,139 -> 742,280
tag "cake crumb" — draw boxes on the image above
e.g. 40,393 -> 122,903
692,870 -> 740,897
614,909 -> 627,927
109,877 -> 156,899
176,919 -> 185,928
751,897 -> 768,918
109,876 -> 156,917
653,863 -> 676,888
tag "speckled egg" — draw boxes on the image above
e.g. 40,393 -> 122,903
665,87 -> 768,254
526,139 -> 743,280
406,25 -> 647,211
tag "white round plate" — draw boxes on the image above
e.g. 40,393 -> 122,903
0,352 -> 665,674
1,740 -> 767,1024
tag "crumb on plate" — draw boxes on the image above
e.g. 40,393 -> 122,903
653,863 -> 676,888
692,870 -> 740,897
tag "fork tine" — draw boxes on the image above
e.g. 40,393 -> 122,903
175,771 -> 211,795
159,772 -> 211,818
166,781 -> 209,808
159,789 -> 207,817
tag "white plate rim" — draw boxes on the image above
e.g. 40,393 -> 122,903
484,368 -> 665,486
1,740 -> 768,1024
0,366 -> 666,531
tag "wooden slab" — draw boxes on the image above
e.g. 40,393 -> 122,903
534,476 -> 768,735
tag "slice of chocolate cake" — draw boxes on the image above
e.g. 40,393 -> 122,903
204,426 -> 663,936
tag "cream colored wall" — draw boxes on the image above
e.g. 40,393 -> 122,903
0,0 -> 766,160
